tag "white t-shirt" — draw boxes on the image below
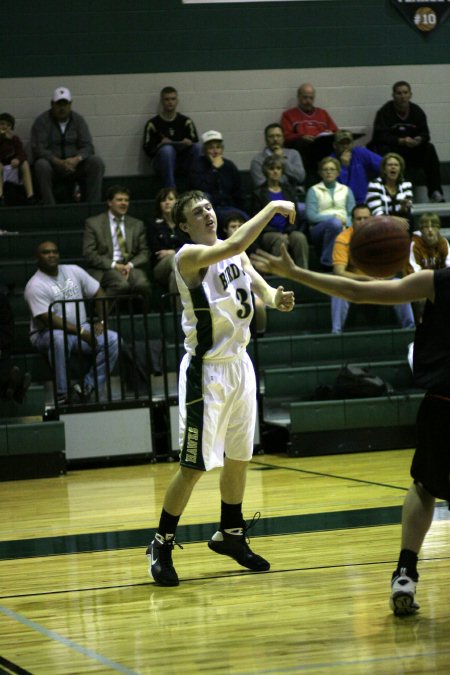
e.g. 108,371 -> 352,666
175,244 -> 253,361
24,264 -> 100,334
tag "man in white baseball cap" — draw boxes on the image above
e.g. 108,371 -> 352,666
52,87 -> 72,103
189,129 -> 249,230
201,130 -> 223,144
31,86 -> 104,204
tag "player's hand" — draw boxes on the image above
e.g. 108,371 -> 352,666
274,286 -> 295,312
251,243 -> 296,277
272,200 -> 296,224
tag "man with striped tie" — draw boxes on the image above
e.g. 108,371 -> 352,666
83,185 -> 151,307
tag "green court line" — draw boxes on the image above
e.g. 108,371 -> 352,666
1,504 -> 449,562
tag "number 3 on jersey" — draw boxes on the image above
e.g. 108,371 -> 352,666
236,288 -> 252,319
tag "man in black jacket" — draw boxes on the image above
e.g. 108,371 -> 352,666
143,86 -> 201,189
369,81 -> 445,203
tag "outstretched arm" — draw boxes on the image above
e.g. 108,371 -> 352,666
241,252 -> 295,312
251,244 -> 435,305
179,201 -> 296,279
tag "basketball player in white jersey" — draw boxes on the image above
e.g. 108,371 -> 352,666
147,190 -> 296,586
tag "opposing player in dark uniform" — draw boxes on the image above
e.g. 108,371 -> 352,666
251,243 -> 449,616
147,190 -> 296,586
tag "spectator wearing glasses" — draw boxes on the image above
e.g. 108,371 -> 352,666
305,156 -> 355,269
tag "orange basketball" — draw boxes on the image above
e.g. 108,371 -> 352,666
349,216 -> 410,278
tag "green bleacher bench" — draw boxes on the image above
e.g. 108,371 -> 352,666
263,359 -> 416,401
248,328 -> 414,370
261,358 -> 422,457
0,385 -> 46,419
0,419 -> 66,480
287,392 -> 423,457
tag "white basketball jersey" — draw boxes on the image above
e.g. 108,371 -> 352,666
174,244 -> 254,361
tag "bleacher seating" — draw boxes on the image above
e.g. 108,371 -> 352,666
3,166 -> 450,471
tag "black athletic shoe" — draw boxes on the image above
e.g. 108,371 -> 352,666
146,533 -> 180,586
208,512 -> 270,572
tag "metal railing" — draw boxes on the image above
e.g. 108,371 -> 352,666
48,295 -> 153,410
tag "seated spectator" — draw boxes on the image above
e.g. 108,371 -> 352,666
252,155 -> 309,269
223,213 -> 267,336
83,186 -> 152,309
305,157 -> 355,269
24,242 -> 119,405
0,290 -> 31,403
143,86 -> 201,190
0,113 -> 35,205
281,83 -> 338,177
366,153 -> 413,226
148,188 -> 186,294
407,213 -> 450,322
331,204 -> 415,333
369,81 -> 445,203
31,87 -> 104,205
189,130 -> 249,228
250,123 -> 305,190
332,130 -> 381,203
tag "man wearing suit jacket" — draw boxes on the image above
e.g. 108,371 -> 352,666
83,185 -> 151,307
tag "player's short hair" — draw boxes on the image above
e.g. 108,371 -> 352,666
172,190 -> 208,228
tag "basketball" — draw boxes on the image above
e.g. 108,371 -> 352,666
349,216 -> 410,278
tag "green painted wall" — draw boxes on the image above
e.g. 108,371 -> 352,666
2,0 -> 449,79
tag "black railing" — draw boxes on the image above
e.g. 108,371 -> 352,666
46,292 -> 263,456
48,295 -> 152,411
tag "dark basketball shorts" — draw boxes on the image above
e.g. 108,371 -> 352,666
411,393 -> 450,502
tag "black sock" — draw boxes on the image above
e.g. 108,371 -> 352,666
157,508 -> 180,539
220,501 -> 244,531
395,549 -> 419,580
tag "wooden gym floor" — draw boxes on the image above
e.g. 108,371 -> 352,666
1,448 -> 450,674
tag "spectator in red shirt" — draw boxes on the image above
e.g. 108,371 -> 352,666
281,83 -> 338,178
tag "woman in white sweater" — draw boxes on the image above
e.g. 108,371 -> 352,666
305,156 -> 355,268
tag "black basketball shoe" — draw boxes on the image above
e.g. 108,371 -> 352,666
146,533 -> 181,586
208,512 -> 270,572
